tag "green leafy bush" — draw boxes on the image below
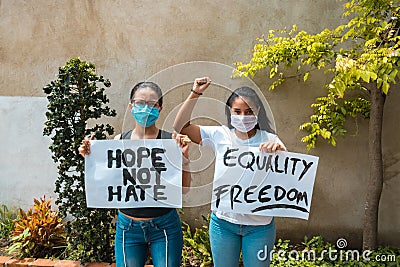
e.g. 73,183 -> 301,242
8,196 -> 66,258
0,204 -> 16,241
43,58 -> 117,262
271,236 -> 400,267
182,214 -> 213,267
181,216 -> 399,267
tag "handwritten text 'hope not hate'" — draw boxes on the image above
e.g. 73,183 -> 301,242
106,147 -> 169,202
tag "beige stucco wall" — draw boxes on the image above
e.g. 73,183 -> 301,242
0,0 -> 398,248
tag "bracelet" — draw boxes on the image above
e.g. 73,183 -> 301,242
191,89 -> 203,96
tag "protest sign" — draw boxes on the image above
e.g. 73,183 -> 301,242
211,145 -> 319,220
84,139 -> 182,208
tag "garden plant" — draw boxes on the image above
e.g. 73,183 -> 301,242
43,58 -> 117,262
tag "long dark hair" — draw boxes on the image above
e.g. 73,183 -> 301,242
225,86 -> 275,134
130,81 -> 163,107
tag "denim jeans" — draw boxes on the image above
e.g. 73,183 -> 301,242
209,213 -> 276,267
115,210 -> 183,267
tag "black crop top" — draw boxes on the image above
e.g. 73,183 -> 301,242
119,129 -> 174,218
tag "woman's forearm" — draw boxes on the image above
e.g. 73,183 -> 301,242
174,77 -> 211,144
173,92 -> 201,133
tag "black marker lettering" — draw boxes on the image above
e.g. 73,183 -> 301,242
153,167 -> 167,184
266,155 -> 274,172
125,185 -> 138,201
224,147 -> 239,167
238,151 -> 255,171
137,147 -> 150,168
286,188 -> 298,202
214,184 -> 230,208
151,148 -> 166,168
244,185 -> 257,203
108,149 -> 122,168
137,185 -> 151,201
290,158 -> 301,175
230,185 -> 242,209
274,185 -> 286,201
284,157 -> 289,174
122,149 -> 136,167
153,184 -> 167,201
258,185 -> 272,202
256,155 -> 267,170
108,186 -> 122,201
297,191 -> 308,206
123,168 -> 136,185
298,160 -> 313,181
275,155 -> 284,173
137,168 -> 151,184
252,204 -> 309,213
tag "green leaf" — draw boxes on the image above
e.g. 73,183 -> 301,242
369,71 -> 377,81
382,81 -> 390,94
360,71 -> 370,83
389,69 -> 398,81
304,72 -> 310,82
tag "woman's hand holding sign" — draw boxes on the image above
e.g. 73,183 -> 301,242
78,133 -> 95,157
173,132 -> 191,155
259,141 -> 286,153
173,132 -> 192,194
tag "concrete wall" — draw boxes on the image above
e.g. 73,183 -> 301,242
0,96 -> 58,208
0,0 -> 399,248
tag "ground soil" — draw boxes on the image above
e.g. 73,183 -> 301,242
0,238 -> 11,256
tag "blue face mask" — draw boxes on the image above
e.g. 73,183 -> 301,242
131,105 -> 160,127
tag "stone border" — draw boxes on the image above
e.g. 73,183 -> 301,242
0,256 -> 155,267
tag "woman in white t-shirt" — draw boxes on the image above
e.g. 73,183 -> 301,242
173,77 -> 286,267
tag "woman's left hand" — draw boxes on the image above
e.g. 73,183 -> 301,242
173,131 -> 191,158
259,141 -> 285,153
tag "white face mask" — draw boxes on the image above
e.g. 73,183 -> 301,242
230,115 -> 258,133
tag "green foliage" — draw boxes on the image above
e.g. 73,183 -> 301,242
271,236 -> 400,267
300,93 -> 370,150
181,216 -> 400,267
43,58 -> 117,262
271,236 -> 336,267
234,0 -> 400,149
8,196 -> 66,258
182,214 -> 213,267
0,204 -> 17,240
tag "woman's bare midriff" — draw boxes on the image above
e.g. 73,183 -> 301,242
121,212 -> 153,221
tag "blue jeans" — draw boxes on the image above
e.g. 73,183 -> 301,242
209,213 -> 276,267
115,210 -> 183,267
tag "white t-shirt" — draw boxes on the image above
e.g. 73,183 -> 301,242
200,125 -> 286,225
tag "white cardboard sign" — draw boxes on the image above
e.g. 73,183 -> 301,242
211,145 -> 319,220
84,139 -> 182,208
